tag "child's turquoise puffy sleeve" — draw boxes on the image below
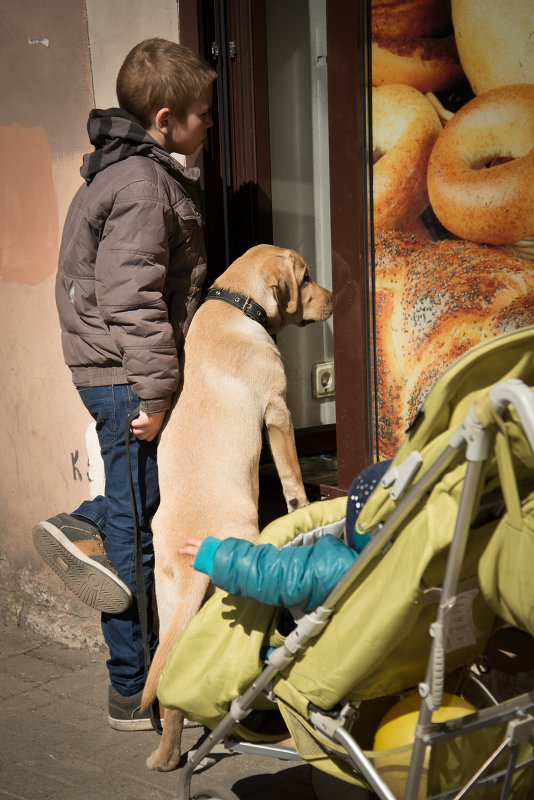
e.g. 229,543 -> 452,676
193,535 -> 357,612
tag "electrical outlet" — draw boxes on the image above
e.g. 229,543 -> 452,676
312,361 -> 335,399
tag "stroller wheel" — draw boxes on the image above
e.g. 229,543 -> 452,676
191,788 -> 240,800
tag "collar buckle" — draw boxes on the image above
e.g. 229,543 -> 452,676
205,288 -> 268,330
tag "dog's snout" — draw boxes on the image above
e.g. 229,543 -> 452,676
299,286 -> 332,326
319,288 -> 333,319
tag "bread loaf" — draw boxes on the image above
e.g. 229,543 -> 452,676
375,231 -> 534,458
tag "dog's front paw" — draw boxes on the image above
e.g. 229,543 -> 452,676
287,496 -> 310,512
146,746 -> 181,772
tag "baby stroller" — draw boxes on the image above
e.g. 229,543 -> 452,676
157,325 -> 534,800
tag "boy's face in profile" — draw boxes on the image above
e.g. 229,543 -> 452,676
164,86 -> 213,156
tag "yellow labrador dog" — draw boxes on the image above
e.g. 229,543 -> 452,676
142,244 -> 332,771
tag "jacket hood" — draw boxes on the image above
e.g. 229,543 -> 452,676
80,108 -> 198,184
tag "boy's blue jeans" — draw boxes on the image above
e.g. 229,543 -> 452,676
73,384 -> 159,697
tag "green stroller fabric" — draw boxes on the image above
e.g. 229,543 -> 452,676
357,324 -> 534,640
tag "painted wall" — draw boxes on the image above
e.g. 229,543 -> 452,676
0,0 -> 179,646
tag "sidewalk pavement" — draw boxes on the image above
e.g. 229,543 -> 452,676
0,621 -> 366,800
3,619 -> 533,799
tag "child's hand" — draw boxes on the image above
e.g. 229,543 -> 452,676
130,411 -> 166,441
179,538 -> 203,559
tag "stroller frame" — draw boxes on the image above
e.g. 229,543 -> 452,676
177,378 -> 534,800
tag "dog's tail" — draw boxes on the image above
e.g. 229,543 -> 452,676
141,637 -> 171,711
141,574 -> 210,711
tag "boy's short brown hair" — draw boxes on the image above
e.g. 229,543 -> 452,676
116,38 -> 216,128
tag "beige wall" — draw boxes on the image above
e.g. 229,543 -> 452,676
0,0 -> 179,646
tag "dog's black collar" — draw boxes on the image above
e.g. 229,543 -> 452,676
204,288 -> 268,329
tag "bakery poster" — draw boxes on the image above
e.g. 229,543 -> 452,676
371,0 -> 534,460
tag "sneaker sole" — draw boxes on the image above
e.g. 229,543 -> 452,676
108,714 -> 159,732
107,714 -> 200,732
33,521 -> 132,613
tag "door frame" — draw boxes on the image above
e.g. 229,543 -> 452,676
325,0 -> 374,490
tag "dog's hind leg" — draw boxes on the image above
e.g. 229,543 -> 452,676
143,564 -> 211,771
146,708 -> 184,771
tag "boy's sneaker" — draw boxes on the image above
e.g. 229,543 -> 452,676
32,513 -> 132,613
108,686 -> 158,731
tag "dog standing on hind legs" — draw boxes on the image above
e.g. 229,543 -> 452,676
141,244 -> 332,771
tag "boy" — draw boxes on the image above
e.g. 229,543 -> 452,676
179,462 -> 390,612
32,38 -> 216,730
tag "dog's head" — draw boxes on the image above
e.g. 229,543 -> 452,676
214,245 -> 332,334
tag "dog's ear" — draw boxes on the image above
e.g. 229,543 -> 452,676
265,253 -> 300,314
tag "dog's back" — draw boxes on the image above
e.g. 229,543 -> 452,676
155,300 -> 283,541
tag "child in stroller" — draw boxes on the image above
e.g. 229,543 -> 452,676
179,461 -> 390,612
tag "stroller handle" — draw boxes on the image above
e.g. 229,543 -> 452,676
490,379 -> 534,454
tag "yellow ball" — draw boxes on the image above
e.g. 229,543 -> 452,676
374,692 -> 476,751
373,693 -> 477,799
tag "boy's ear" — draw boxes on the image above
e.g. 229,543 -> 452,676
154,108 -> 171,134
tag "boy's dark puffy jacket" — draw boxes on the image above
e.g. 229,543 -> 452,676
56,109 -> 207,414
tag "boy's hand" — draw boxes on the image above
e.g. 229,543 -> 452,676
130,410 -> 166,441
179,538 -> 203,559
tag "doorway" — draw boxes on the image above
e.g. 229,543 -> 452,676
265,0 -> 335,433
181,0 -> 373,495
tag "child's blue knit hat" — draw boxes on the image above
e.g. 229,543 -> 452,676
344,460 -> 391,552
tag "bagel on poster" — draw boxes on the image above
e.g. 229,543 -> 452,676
374,231 -> 534,459
452,0 -> 534,95
372,0 -> 452,40
373,84 -> 442,231
427,84 -> 534,246
371,0 -> 463,92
